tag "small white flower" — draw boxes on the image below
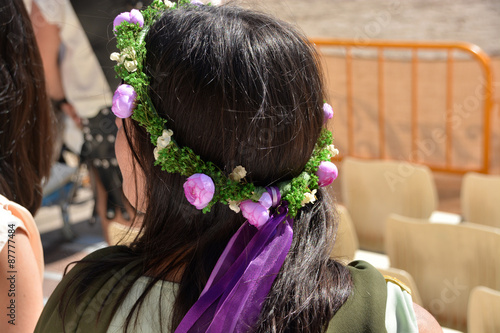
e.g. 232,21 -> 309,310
110,52 -> 126,64
110,52 -> 121,62
124,60 -> 138,72
157,129 -> 174,149
164,0 -> 175,7
153,147 -> 160,160
327,144 -> 339,157
111,47 -> 137,67
228,200 -> 241,213
301,189 -> 317,206
110,52 -> 126,65
229,165 -> 247,182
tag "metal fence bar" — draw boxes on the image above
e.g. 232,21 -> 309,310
345,46 -> 354,156
445,49 -> 454,169
313,38 -> 494,174
378,47 -> 386,159
411,48 -> 419,163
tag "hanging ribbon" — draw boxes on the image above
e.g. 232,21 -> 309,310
175,187 -> 293,333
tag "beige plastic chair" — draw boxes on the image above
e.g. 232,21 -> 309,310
468,286 -> 500,333
341,157 -> 438,252
330,205 -> 359,263
377,267 -> 423,306
461,172 -> 500,229
108,221 -> 140,246
386,214 -> 500,331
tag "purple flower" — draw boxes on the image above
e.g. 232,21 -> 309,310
258,192 -> 272,210
113,9 -> 144,31
111,84 -> 137,118
190,0 -> 204,5
113,12 -> 129,30
323,103 -> 334,123
183,173 -> 215,210
317,161 -> 338,187
129,9 -> 144,26
240,200 -> 270,229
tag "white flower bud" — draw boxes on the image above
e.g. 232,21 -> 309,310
164,0 -> 175,7
157,129 -> 174,149
110,52 -> 121,62
301,189 -> 317,206
327,144 -> 339,157
124,60 -> 138,72
229,165 -> 247,182
228,200 -> 241,213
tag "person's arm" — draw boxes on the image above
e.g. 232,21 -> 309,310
413,303 -> 443,333
30,2 -> 81,127
0,228 -> 43,333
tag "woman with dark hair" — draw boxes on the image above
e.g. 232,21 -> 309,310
36,1 -> 440,332
0,0 -> 54,332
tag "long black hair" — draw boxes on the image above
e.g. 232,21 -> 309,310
0,0 -> 54,214
61,5 -> 351,332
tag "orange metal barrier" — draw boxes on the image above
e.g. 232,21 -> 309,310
312,39 -> 494,174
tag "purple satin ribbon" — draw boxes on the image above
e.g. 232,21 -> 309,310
175,187 -> 293,333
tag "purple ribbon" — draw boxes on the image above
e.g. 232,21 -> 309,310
175,188 -> 293,333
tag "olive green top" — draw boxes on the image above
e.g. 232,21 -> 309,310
35,246 -> 388,333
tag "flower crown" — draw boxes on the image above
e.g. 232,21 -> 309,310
110,0 -> 339,227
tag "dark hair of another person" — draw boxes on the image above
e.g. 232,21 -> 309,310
61,5 -> 352,332
0,0 -> 54,214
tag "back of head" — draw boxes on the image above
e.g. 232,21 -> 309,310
127,4 -> 326,242
0,0 -> 54,214
90,4 -> 350,332
145,6 -> 324,180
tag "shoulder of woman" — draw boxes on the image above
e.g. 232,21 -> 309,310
0,195 -> 27,251
326,260 -> 428,333
0,194 -> 44,276
326,260 -> 388,332
0,194 -> 33,227
60,245 -> 135,281
35,245 -> 137,333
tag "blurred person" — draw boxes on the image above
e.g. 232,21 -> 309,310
0,0 -> 55,331
31,0 -> 135,243
36,1 -> 441,332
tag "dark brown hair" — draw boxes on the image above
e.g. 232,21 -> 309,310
0,0 -> 54,214
62,5 -> 351,332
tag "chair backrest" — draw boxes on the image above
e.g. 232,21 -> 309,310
468,286 -> 500,333
461,172 -> 500,229
341,157 -> 438,252
330,204 -> 359,264
377,266 -> 423,306
386,214 -> 500,331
